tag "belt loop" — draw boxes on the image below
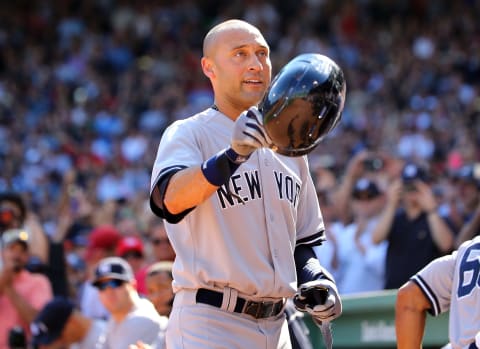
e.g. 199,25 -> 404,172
227,288 -> 238,313
220,287 -> 232,311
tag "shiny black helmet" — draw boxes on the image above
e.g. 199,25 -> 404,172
260,53 -> 346,156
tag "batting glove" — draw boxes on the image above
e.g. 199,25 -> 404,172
293,279 -> 342,323
231,107 -> 272,158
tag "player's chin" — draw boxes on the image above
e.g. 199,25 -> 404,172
240,89 -> 267,106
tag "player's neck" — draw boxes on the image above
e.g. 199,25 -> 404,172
211,102 -> 246,121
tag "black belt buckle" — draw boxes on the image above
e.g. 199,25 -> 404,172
244,299 -> 283,319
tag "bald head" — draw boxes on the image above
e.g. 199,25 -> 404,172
200,19 -> 271,119
203,19 -> 266,58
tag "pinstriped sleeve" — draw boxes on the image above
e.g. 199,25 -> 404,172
410,253 -> 455,316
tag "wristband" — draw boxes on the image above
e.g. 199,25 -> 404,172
201,147 -> 245,186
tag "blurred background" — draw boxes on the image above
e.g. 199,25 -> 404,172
0,0 -> 479,348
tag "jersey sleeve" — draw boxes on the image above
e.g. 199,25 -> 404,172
295,156 -> 326,247
150,120 -> 204,191
149,119 -> 204,222
410,252 -> 456,316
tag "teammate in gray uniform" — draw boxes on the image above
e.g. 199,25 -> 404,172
150,19 -> 342,349
396,235 -> 480,349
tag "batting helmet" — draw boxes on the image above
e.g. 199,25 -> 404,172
260,53 -> 346,157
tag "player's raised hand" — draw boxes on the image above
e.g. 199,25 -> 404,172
231,106 -> 272,158
293,279 -> 342,323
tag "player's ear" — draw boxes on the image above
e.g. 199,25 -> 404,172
201,57 -> 215,79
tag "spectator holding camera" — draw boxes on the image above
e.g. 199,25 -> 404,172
371,162 -> 455,289
338,178 -> 388,294
332,150 -> 399,226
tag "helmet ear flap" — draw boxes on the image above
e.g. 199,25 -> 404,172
260,53 -> 346,157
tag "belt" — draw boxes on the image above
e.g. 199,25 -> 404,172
196,288 -> 285,319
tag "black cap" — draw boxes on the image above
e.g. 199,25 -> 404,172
31,298 -> 75,345
92,256 -> 134,287
455,164 -> 480,189
401,163 -> 428,183
352,178 -> 382,200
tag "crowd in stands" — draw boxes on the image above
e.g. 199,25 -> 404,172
0,0 -> 479,348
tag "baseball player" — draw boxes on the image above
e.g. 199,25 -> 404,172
396,235 -> 480,348
150,19 -> 342,349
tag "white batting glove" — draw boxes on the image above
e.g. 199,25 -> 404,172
231,107 -> 272,158
293,279 -> 342,323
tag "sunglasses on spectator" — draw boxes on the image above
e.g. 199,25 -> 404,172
96,279 -> 125,291
352,190 -> 380,201
151,238 -> 169,246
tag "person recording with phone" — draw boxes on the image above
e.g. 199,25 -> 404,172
371,162 -> 455,290
0,192 -> 53,349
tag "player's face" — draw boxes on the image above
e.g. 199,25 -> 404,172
209,28 -> 271,111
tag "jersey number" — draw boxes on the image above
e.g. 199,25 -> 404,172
457,242 -> 480,298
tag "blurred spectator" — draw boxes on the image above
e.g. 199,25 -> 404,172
145,261 -> 174,317
0,191 -> 49,272
338,178 -> 388,294
79,225 -> 121,320
0,0 -> 478,297
31,297 -> 106,349
116,235 -> 148,296
0,229 -> 53,349
148,221 -> 175,263
453,163 -> 480,247
330,150 -> 398,225
65,251 -> 87,307
92,257 -> 167,349
372,162 -> 455,289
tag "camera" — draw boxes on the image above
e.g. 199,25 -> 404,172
363,157 -> 384,172
8,326 -> 27,349
403,181 -> 417,192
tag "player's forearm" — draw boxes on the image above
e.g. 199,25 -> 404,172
395,282 -> 428,349
163,167 -> 219,214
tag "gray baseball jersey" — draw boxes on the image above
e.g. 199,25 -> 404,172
412,235 -> 480,349
71,319 -> 106,349
150,107 -> 325,299
104,298 -> 167,349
